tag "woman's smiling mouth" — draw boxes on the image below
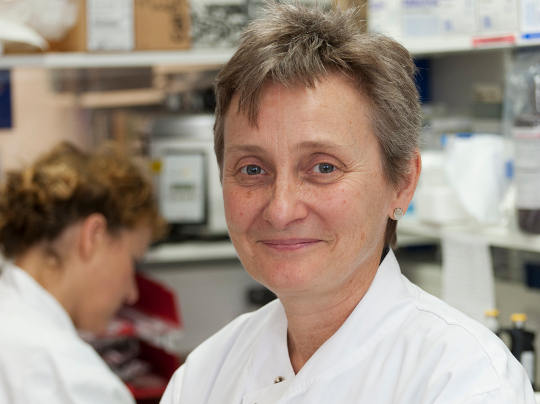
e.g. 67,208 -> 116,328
259,238 -> 323,251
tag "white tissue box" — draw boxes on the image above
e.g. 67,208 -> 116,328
415,186 -> 471,224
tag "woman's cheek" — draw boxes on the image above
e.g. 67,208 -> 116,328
224,188 -> 249,231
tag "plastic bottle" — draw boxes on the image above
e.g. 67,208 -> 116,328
512,112 -> 540,234
484,308 -> 501,336
504,53 -> 540,234
513,118 -> 540,234
506,313 -> 536,389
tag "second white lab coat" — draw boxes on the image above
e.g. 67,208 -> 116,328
0,262 -> 135,404
160,250 -> 535,404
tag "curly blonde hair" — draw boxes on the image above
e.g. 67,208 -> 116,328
0,142 -> 165,258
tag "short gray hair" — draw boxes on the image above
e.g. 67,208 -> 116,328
214,2 -> 422,248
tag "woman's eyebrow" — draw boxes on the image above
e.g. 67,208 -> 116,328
225,145 -> 266,156
295,140 -> 349,152
225,141 -> 350,156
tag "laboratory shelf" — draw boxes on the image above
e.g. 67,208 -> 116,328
144,240 -> 239,264
3,26 -> 540,70
0,40 -> 536,70
0,48 -> 236,69
403,36 -> 515,56
397,219 -> 540,253
0,36 -> 535,71
402,35 -> 476,56
400,31 -> 540,56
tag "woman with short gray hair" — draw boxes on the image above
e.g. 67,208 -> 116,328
161,3 -> 535,404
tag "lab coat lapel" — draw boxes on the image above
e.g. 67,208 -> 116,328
250,301 -> 296,388
289,250 -> 415,388
242,250 -> 414,401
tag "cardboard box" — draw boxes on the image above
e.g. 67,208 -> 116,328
50,0 -> 190,52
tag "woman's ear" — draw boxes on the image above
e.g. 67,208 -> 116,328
79,213 -> 108,262
391,150 -> 421,217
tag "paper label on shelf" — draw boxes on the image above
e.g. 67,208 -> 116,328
520,0 -> 540,37
439,0 -> 476,34
403,0 -> 440,36
86,0 -> 134,51
472,34 -> 516,47
515,171 -> 540,208
476,0 -> 519,32
522,32 -> 540,41
512,126 -> 540,139
402,0 -> 476,37
369,0 -> 402,36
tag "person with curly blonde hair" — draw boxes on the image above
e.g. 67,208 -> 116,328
0,142 -> 164,404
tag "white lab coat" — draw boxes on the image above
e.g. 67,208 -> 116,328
160,250 -> 535,404
0,262 -> 135,404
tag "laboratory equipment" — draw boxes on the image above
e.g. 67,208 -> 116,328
150,114 -> 228,241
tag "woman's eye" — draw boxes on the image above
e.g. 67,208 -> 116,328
240,165 -> 266,175
313,163 -> 336,174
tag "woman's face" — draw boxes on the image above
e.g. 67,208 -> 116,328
73,224 -> 152,333
222,74 -> 403,301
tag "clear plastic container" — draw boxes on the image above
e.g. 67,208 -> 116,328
503,52 -> 540,234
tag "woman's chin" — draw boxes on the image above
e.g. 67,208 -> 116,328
249,265 -> 322,298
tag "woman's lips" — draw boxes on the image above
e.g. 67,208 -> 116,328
259,238 -> 322,251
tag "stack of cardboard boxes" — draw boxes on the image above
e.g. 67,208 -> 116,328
50,0 -> 190,52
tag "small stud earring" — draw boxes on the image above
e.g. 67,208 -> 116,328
393,208 -> 404,220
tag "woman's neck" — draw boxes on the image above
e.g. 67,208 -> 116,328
281,253 -> 381,374
14,246 -> 77,318
15,248 -> 62,289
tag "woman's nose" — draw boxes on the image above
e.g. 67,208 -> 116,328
261,175 -> 308,229
125,274 -> 140,305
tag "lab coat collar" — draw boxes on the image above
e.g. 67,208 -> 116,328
249,249 -> 415,391
0,262 -> 77,335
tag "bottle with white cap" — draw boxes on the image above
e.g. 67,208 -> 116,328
484,308 -> 501,336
